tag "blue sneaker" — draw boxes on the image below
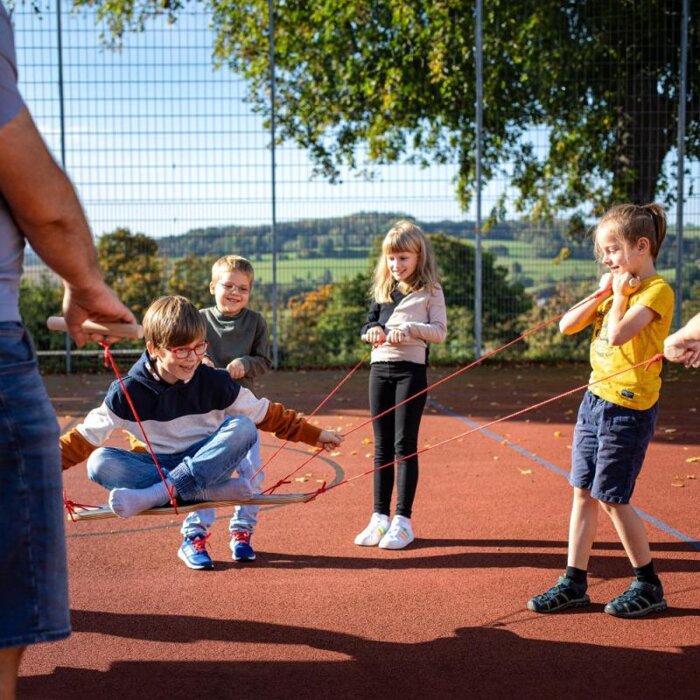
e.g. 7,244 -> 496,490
178,534 -> 213,570
230,530 -> 256,562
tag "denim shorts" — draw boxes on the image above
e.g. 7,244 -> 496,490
570,390 -> 659,504
0,322 -> 70,648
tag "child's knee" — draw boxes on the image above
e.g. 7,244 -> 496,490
86,448 -> 110,484
223,415 -> 258,444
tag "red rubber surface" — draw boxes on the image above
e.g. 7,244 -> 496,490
19,364 -> 700,699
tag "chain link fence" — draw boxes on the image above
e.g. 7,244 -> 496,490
9,1 -> 699,371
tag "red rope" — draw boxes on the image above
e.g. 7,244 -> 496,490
305,353 -> 665,500
250,351 -> 370,484
265,288 -> 608,493
343,288 -> 608,440
63,488 -> 102,522
99,344 -> 177,511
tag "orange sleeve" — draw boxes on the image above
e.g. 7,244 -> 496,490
59,428 -> 97,471
257,402 -> 322,445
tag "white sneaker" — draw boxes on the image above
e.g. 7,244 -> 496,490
378,515 -> 414,550
354,513 -> 390,546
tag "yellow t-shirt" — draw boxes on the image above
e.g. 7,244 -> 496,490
589,274 -> 674,410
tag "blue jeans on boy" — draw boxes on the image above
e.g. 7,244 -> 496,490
182,431 -> 264,538
0,322 -> 70,648
86,414 -> 260,538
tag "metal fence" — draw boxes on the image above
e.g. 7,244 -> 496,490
9,1 -> 699,370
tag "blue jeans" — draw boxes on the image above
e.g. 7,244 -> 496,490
181,432 -> 264,537
0,322 -> 70,649
86,415 -> 262,538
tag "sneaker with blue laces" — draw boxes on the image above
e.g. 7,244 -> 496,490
230,530 -> 256,562
527,576 -> 590,613
604,580 -> 667,618
178,534 -> 213,570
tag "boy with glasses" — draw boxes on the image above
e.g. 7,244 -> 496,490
59,295 -> 342,569
199,255 -> 272,561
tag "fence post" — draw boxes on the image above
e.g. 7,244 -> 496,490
474,0 -> 483,357
268,0 -> 279,368
674,0 -> 689,330
56,0 -> 71,373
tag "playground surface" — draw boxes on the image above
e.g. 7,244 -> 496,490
18,362 -> 700,699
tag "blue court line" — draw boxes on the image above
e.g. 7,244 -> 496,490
428,398 -> 700,551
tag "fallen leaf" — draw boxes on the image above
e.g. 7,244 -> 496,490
350,450 -> 358,455
685,456 -> 700,463
294,476 -> 309,483
686,474 -> 696,480
519,468 -> 533,475
553,430 -> 562,438
671,482 -> 685,488
361,437 -> 373,445
330,451 -> 341,457
664,428 -> 677,434
365,452 -> 372,458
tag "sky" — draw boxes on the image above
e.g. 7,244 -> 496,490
10,3 -> 476,240
9,2 -> 700,242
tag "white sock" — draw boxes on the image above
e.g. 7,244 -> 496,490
202,477 -> 254,502
109,480 -> 174,519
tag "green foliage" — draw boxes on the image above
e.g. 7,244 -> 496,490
428,233 -> 532,339
276,232 -> 533,366
517,281 -> 593,361
97,227 -> 164,319
71,0 -> 698,218
19,274 -> 65,351
166,253 -> 218,309
279,274 -> 368,367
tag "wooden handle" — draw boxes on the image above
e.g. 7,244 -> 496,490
47,316 -> 144,340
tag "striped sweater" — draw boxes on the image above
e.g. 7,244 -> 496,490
60,351 -> 320,470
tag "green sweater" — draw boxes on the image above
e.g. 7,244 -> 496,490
200,306 -> 272,395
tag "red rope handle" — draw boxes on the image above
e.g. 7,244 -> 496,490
99,344 -> 178,512
250,351 -> 370,484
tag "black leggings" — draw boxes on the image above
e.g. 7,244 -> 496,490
369,361 -> 427,518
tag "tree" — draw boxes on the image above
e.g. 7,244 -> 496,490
74,1 -> 698,223
19,275 -> 64,352
167,253 -> 218,309
97,228 -> 164,319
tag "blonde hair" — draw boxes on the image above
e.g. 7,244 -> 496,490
143,295 -> 206,349
594,203 -> 667,262
211,255 -> 255,284
371,221 -> 440,303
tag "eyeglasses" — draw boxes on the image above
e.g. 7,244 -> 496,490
167,340 -> 208,360
216,281 -> 250,295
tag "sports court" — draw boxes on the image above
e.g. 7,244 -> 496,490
18,362 -> 700,699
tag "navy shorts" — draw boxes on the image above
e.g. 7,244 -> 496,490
0,322 -> 70,648
570,390 -> 658,504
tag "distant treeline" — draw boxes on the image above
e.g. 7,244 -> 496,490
154,212 -> 700,267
